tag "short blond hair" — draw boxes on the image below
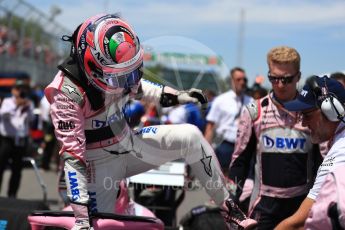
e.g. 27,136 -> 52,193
267,46 -> 301,71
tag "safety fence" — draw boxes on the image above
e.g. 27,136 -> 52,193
0,0 -> 70,86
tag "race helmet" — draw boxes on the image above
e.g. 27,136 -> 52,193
75,14 -> 143,94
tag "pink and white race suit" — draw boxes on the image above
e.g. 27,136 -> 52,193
229,93 -> 322,228
45,71 -> 228,213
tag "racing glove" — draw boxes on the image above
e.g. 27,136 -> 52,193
176,88 -> 200,104
160,87 -> 208,112
186,88 -> 208,114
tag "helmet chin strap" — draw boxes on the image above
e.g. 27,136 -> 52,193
61,23 -> 82,60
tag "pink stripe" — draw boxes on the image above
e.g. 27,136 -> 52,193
260,184 -> 309,198
61,150 -> 86,166
248,196 -> 261,217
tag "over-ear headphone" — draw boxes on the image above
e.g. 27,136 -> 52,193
307,75 -> 345,122
179,205 -> 226,229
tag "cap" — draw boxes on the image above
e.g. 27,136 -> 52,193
15,79 -> 25,86
14,79 -> 30,89
284,76 -> 345,111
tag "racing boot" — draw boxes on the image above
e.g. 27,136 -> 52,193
222,198 -> 257,230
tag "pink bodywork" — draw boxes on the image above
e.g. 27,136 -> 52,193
28,181 -> 163,229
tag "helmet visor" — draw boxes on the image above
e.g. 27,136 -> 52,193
103,67 -> 142,90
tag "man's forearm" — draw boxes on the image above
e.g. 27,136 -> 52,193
204,122 -> 214,144
275,197 -> 314,230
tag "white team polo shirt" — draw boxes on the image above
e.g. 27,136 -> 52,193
308,122 -> 345,200
0,96 -> 34,138
206,90 -> 252,143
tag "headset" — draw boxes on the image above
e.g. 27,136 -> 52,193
179,205 -> 226,230
307,75 -> 345,123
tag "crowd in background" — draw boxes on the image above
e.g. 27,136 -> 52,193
0,25 -> 62,66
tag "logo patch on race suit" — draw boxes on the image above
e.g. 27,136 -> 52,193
56,104 -> 74,109
137,126 -> 158,135
58,120 -> 75,131
63,84 -> 81,97
262,135 -> 306,150
92,111 -> 124,128
68,171 -> 81,202
86,160 -> 96,183
200,146 -> 212,177
92,120 -> 107,128
319,156 -> 335,172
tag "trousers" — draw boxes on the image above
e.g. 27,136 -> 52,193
0,136 -> 27,197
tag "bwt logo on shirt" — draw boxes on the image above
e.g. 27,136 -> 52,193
262,135 -> 306,149
92,112 -> 124,128
68,171 -> 81,202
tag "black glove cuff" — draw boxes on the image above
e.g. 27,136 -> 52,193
190,91 -> 208,105
160,86 -> 179,107
160,93 -> 179,107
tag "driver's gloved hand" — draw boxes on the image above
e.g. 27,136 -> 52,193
177,88 -> 208,114
160,87 -> 208,113
177,88 -> 207,104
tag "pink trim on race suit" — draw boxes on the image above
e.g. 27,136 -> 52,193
62,150 -> 87,166
260,184 -> 310,198
57,76 -> 64,91
248,196 -> 261,217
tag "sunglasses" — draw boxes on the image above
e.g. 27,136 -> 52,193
234,77 -> 247,82
297,108 -> 318,122
268,72 -> 300,85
